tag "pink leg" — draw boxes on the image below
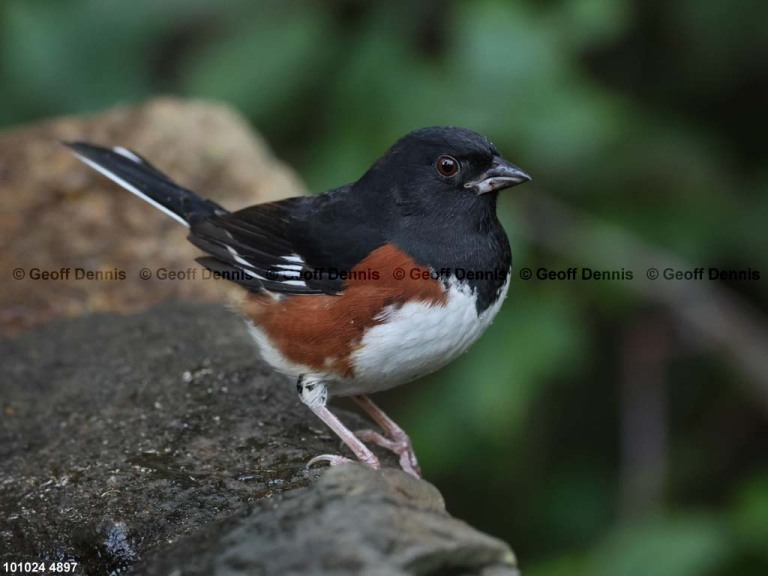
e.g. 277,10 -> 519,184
306,404 -> 380,470
352,395 -> 421,478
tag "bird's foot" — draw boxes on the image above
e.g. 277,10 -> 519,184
302,396 -> 381,472
307,451 -> 380,470
355,429 -> 421,478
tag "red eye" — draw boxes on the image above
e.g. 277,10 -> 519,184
436,155 -> 459,177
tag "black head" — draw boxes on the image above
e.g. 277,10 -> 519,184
356,126 -> 530,221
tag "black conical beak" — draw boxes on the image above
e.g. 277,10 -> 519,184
465,157 -> 531,194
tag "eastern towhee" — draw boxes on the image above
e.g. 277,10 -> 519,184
66,127 -> 531,478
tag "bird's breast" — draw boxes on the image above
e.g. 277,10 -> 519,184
333,271 -> 510,396
242,243 -> 510,396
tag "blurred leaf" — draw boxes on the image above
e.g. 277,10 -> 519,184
1,0 -> 162,117
730,473 -> 768,559
589,515 -> 730,576
528,554 -> 589,576
538,468 -> 615,550
550,0 -> 633,50
449,0 -> 624,175
180,4 -> 333,126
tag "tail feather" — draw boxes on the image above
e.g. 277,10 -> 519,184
65,142 -> 227,226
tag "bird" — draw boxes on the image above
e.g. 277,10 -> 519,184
65,127 -> 531,478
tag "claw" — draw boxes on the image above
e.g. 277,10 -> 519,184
301,398 -> 381,472
307,454 -> 355,469
298,388 -> 420,477
355,429 -> 421,478
307,451 -> 380,471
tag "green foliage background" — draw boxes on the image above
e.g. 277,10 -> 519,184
2,1 -> 766,573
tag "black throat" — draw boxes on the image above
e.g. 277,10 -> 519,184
383,191 -> 511,313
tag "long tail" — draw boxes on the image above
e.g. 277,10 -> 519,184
65,142 -> 228,226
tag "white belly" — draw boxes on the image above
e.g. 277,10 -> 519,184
246,273 -> 510,397
332,273 -> 510,396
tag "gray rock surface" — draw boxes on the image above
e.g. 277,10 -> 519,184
0,303 -> 517,576
138,465 -> 516,576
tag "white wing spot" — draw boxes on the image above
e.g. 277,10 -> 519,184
275,263 -> 303,271
225,246 -> 252,268
242,269 -> 265,280
112,147 -> 143,163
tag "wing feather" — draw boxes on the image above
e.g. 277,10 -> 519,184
188,191 -> 385,295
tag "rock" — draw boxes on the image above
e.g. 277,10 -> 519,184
0,98 -> 306,336
137,465 -> 517,576
0,303 -> 517,576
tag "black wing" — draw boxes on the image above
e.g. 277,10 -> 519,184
65,141 -> 382,294
189,188 -> 385,295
